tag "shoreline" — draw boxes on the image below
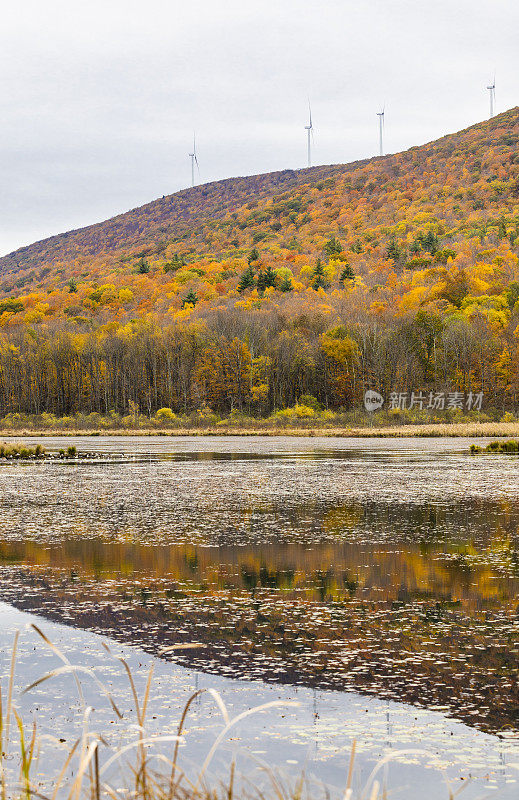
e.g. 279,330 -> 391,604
0,421 -> 517,438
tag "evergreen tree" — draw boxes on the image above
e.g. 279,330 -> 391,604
279,274 -> 293,292
237,265 -> 256,292
257,264 -> 278,292
264,264 -> 278,288
164,254 -> 186,272
506,282 -> 519,310
248,247 -> 260,265
351,239 -> 363,253
181,289 -> 198,307
386,239 -> 402,260
422,230 -> 439,255
324,236 -> 343,256
312,259 -> 328,290
339,264 -> 355,283
67,278 -> 78,293
137,258 -> 150,274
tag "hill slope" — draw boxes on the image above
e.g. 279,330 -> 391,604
0,163 -> 349,273
0,108 -> 517,417
1,108 -> 517,297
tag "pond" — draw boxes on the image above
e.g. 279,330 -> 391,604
1,603 -> 517,800
0,436 -> 518,796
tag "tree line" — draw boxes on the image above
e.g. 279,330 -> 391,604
0,301 -> 516,417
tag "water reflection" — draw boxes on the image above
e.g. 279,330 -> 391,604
1,498 -> 517,606
2,603 -> 517,800
0,436 -> 518,735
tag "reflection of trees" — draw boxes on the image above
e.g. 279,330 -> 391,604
2,561 -> 517,736
1,496 -> 518,609
1,498 -> 518,736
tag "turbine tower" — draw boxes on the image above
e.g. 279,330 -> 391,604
376,107 -> 385,157
487,78 -> 496,118
304,102 -> 313,168
188,133 -> 199,188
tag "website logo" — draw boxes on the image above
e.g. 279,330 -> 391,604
362,389 -> 484,412
364,390 -> 384,412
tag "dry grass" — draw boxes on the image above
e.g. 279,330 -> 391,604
0,422 -> 518,439
0,443 -> 45,459
0,625 -> 490,800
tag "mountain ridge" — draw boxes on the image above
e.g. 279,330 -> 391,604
0,108 -> 517,415
3,107 -> 517,279
0,163 -> 352,271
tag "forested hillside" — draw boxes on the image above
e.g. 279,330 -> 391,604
0,108 -> 518,418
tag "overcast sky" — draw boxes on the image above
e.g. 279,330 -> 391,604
1,0 -> 517,256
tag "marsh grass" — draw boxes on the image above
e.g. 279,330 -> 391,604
0,444 -> 45,460
0,625 -> 498,800
470,439 -> 519,454
0,443 -> 83,460
1,422 -> 519,439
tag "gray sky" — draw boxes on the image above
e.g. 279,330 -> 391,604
1,0 -> 518,256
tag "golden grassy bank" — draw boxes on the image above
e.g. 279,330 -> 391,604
0,422 -> 518,438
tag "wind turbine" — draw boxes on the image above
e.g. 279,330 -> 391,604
304,102 -> 314,168
487,77 -> 496,118
376,107 -> 385,157
188,133 -> 199,188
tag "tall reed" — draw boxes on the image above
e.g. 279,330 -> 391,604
0,624 -> 496,800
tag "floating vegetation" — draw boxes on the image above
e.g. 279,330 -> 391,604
4,621 -> 506,800
470,439 -> 519,454
0,437 -> 518,738
2,559 -> 518,737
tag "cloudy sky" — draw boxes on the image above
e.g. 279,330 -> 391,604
1,0 -> 517,256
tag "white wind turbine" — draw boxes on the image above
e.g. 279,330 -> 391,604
376,106 -> 385,157
304,102 -> 314,168
188,133 -> 199,188
487,77 -> 496,118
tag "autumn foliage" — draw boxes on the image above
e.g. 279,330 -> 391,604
0,108 -> 518,414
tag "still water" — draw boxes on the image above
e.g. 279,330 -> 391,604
1,603 -> 517,800
0,436 -> 518,796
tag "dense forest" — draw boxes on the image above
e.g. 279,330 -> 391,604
0,108 -> 518,417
